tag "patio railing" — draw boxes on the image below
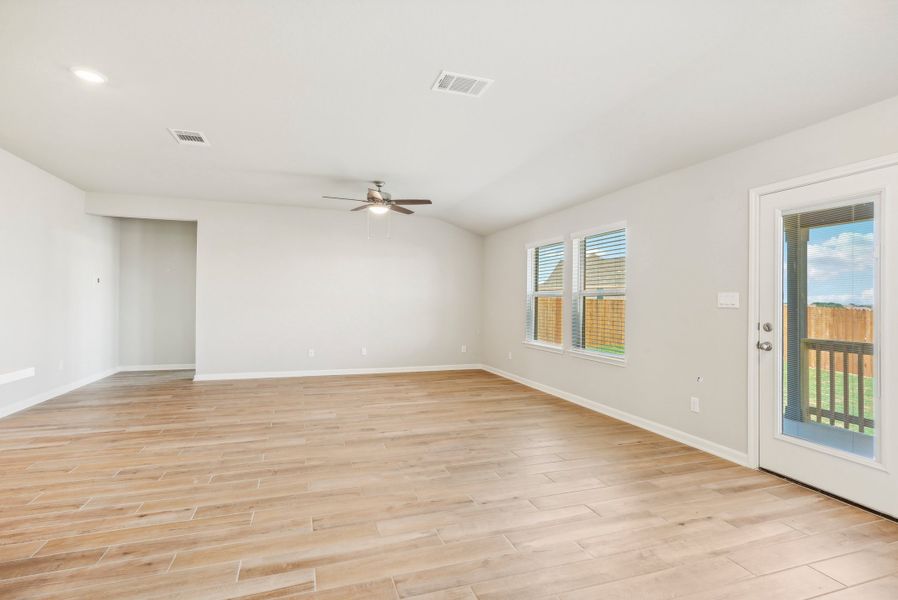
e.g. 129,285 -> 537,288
801,338 -> 874,433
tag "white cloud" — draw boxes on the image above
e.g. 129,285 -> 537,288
809,293 -> 859,305
806,231 -> 874,283
808,288 -> 874,306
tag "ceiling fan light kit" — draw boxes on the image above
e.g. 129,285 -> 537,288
322,181 -> 433,217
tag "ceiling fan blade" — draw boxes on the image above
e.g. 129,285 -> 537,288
390,204 -> 414,215
351,204 -> 372,211
323,195 -> 365,202
390,199 -> 432,205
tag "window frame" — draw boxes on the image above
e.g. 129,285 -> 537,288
524,236 -> 566,352
570,222 -> 628,367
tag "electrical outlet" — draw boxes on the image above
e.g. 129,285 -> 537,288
361,347 -> 367,356
461,345 -> 467,353
308,349 -> 315,358
690,397 -> 700,413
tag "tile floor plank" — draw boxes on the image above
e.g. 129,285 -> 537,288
0,369 -> 892,598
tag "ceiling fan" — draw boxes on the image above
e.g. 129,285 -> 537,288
323,181 -> 432,215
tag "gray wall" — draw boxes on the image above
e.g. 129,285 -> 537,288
118,218 -> 197,368
481,95 -> 898,461
0,147 -> 119,416
87,195 -> 483,378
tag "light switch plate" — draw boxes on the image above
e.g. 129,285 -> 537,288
717,292 -> 740,309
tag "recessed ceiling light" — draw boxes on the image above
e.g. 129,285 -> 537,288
71,67 -> 107,84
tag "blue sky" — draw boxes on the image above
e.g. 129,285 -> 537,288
805,220 -> 874,306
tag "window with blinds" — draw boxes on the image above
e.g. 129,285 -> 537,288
572,226 -> 627,360
526,240 -> 564,347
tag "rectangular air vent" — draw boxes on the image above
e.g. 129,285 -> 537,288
431,71 -> 493,97
168,129 -> 210,146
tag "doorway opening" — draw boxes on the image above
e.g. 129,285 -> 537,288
118,218 -> 198,371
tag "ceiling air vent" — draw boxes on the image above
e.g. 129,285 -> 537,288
168,129 -> 210,146
431,71 -> 493,98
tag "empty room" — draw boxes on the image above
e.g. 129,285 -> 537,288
3,1 -> 898,598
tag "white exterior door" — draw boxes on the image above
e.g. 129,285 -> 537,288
757,163 -> 898,517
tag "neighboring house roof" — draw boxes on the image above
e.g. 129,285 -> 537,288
537,252 -> 625,291
540,260 -> 564,291
585,254 -> 625,290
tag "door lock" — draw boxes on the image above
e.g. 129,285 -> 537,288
757,341 -> 773,351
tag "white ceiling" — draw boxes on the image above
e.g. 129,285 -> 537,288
1,1 -> 898,234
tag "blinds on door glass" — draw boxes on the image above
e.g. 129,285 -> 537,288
572,228 -> 627,358
526,241 -> 564,346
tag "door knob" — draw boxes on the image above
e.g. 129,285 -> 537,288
757,341 -> 773,351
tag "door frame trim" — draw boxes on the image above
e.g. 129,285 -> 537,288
747,152 -> 898,469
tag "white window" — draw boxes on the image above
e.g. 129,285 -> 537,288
571,225 -> 627,363
525,240 -> 564,349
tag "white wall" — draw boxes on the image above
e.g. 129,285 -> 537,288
0,147 -> 119,417
481,95 -> 898,462
119,218 -> 197,368
86,195 -> 483,378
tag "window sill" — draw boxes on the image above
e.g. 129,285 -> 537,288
568,349 -> 627,367
522,340 -> 564,354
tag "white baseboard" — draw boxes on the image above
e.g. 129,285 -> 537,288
193,363 -> 483,382
117,364 -> 196,372
481,364 -> 750,467
0,367 -> 119,420
0,367 -> 36,386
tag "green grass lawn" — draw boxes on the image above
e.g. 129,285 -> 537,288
783,364 -> 875,435
585,343 -> 625,355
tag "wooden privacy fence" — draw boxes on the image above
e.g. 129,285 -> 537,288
538,303 -> 868,366
534,297 -> 563,344
534,297 -> 626,349
784,305 -> 873,375
584,298 -> 625,350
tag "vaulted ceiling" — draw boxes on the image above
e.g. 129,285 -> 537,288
2,0 -> 898,233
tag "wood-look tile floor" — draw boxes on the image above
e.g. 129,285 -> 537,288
1,369 -> 897,599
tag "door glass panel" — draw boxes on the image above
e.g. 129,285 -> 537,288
781,200 -> 876,458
